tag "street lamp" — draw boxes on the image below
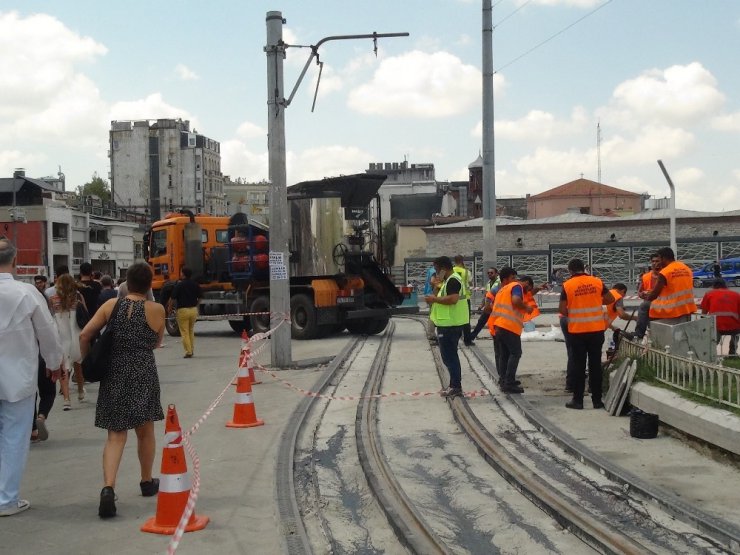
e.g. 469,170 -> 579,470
657,160 -> 677,255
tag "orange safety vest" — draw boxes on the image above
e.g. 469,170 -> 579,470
491,281 -> 526,336
649,260 -> 697,319
522,290 -> 540,322
640,272 -> 653,292
563,274 -> 607,334
604,288 -> 623,325
485,289 -> 497,336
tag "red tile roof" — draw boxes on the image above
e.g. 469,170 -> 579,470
528,178 -> 642,199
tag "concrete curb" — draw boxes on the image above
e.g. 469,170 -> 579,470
629,382 -> 740,457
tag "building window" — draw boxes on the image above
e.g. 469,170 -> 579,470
168,175 -> 173,188
579,207 -> 590,215
73,242 -> 85,258
151,230 -> 167,256
52,222 -> 68,241
197,180 -> 201,191
89,229 -> 109,243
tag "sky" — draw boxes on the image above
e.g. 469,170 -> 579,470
2,0 -> 740,212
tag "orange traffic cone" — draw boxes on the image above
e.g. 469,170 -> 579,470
241,330 -> 261,385
232,332 -> 251,386
141,405 -> 209,535
226,365 -> 264,428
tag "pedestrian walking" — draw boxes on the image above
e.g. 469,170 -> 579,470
77,262 -> 102,317
80,262 -> 165,518
701,279 -> 740,355
452,255 -> 474,346
98,275 -> 117,305
0,238 -> 63,516
30,276 -> 56,442
645,247 -> 697,324
635,253 -> 661,339
491,268 -> 533,393
712,260 -> 722,279
167,267 -> 201,358
49,274 -> 88,409
424,264 -> 439,341
559,258 -> 614,410
425,256 -> 468,398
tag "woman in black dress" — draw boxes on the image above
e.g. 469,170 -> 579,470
80,263 -> 166,518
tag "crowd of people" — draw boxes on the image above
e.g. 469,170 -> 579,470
0,238 -> 204,519
424,247 -> 740,410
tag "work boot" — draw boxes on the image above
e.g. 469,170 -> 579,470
565,399 -> 583,410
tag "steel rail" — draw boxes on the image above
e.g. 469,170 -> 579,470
355,322 -> 451,555
428,341 -> 650,554
275,337 -> 361,555
468,344 -> 740,552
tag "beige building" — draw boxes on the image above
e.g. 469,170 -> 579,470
527,178 -> 645,219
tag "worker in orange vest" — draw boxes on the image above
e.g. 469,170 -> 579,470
645,247 -> 697,324
491,267 -> 534,393
518,275 -> 546,325
604,283 -> 633,352
635,253 -> 661,339
559,258 -> 614,410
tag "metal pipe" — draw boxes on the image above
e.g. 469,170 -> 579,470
481,0 -> 497,279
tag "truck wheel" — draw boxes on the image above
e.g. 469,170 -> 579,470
693,278 -> 703,288
290,294 -> 318,340
249,296 -> 271,335
346,317 -> 388,336
229,319 -> 249,334
165,309 -> 181,337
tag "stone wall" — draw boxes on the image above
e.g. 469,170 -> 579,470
425,216 -> 740,256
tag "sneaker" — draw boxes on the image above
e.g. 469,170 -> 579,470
35,418 -> 48,441
63,400 -> 71,411
78,388 -> 86,402
464,341 -> 475,346
565,400 -> 584,410
140,478 -> 159,497
0,500 -> 30,517
441,387 -> 463,398
98,487 -> 116,519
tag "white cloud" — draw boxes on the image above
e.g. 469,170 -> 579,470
221,140 -> 268,182
0,150 -> 46,172
0,11 -> 108,143
347,50 -> 481,118
529,0 -> 603,7
711,112 -> 740,132
479,106 -> 588,140
174,63 -> 199,81
289,145 -> 373,183
236,120 -> 266,140
109,93 -> 199,130
600,62 -> 725,129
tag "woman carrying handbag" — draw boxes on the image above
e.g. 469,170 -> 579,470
79,263 -> 165,519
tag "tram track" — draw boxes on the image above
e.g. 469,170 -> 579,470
277,314 -> 734,553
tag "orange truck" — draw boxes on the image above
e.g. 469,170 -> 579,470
145,174 -> 416,339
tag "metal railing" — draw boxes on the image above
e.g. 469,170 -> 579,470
618,339 -> 740,409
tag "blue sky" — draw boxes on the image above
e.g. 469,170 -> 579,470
2,0 -> 740,212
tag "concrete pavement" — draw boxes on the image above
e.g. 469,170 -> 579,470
2,316 -> 738,554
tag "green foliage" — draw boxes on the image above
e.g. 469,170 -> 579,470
382,220 -> 397,266
76,172 -> 111,203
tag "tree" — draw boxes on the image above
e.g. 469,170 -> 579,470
77,172 -> 111,203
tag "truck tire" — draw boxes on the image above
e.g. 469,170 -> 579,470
290,294 -> 318,340
229,319 -> 249,334
249,296 -> 271,336
165,308 -> 181,337
693,278 -> 703,288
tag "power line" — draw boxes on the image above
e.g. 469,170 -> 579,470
494,0 -> 614,73
494,0 -> 533,28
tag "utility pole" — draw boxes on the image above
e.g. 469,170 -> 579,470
266,11 -> 291,367
265,10 -> 407,368
657,160 -> 677,255
481,0 -> 497,275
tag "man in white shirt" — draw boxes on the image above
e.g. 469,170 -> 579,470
0,238 -> 63,516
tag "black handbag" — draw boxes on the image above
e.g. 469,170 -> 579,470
82,299 -> 121,383
76,301 -> 90,329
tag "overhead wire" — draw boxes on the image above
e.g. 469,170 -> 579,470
495,0 -> 533,27
494,0 -> 614,73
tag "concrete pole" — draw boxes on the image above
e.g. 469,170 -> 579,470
481,0 -> 497,276
266,11 -> 292,367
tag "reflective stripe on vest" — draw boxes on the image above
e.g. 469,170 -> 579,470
605,288 -> 623,325
491,282 -> 525,335
649,261 -> 697,318
430,273 -> 469,327
563,275 -> 607,333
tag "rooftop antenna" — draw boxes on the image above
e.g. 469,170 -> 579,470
597,121 -> 602,183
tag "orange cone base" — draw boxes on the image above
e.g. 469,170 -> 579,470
226,418 -> 264,428
141,513 -> 210,535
